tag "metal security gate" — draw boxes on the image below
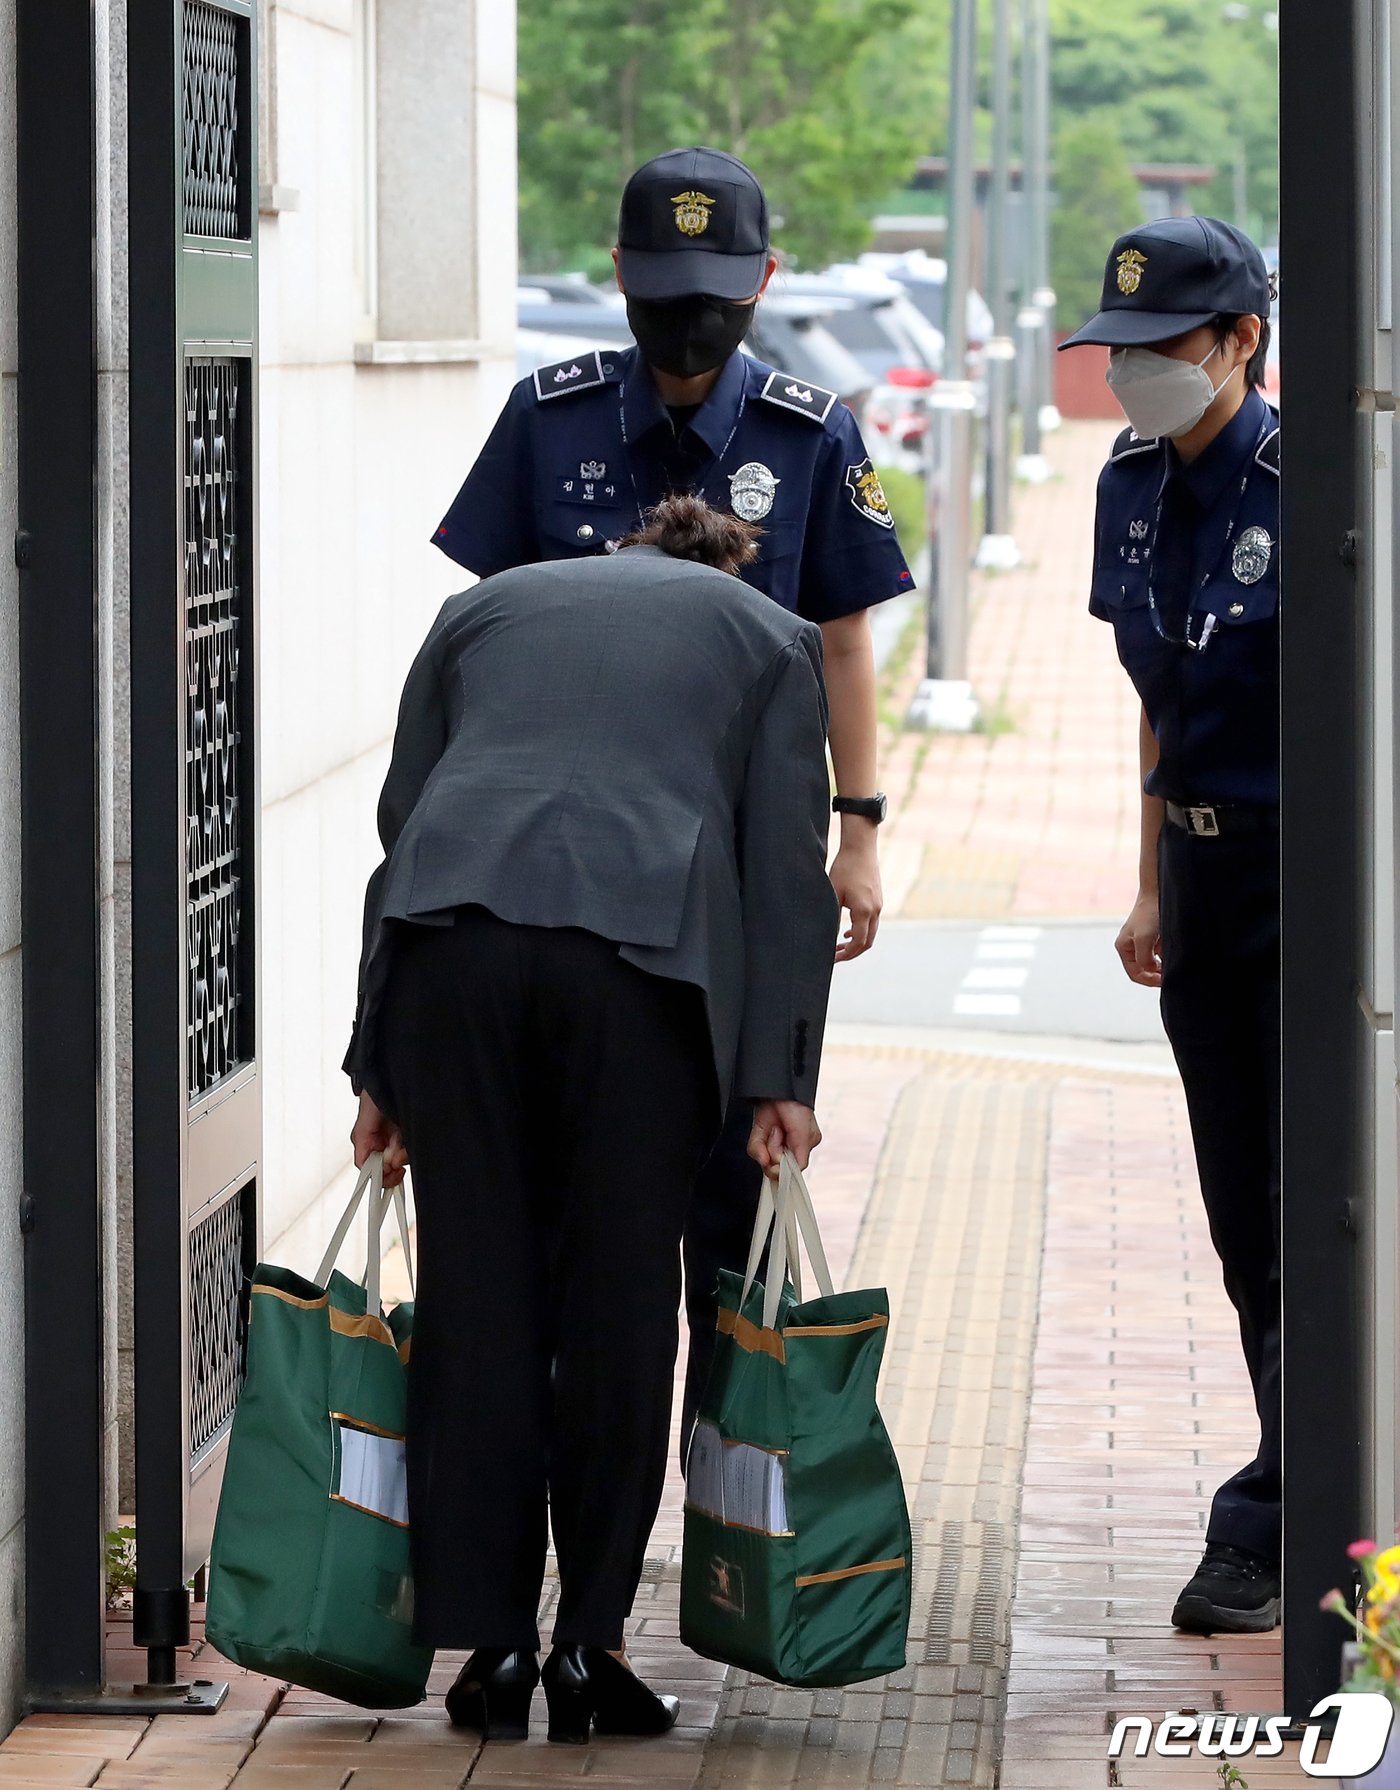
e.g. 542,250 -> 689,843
128,0 -> 260,1701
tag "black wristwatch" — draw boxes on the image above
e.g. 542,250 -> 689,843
832,793 -> 888,824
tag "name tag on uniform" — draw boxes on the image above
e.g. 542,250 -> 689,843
555,476 -> 622,506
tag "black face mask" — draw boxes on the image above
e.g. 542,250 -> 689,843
625,293 -> 756,378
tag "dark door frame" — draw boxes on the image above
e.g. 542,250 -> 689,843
16,0 -> 106,1705
1278,0 -> 1366,1715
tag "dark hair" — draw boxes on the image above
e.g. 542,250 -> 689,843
1213,314 -> 1272,389
617,493 -> 761,576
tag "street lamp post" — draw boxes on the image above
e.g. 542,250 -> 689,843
908,0 -> 981,732
976,0 -> 1022,571
1031,0 -> 1059,434
1015,0 -> 1051,482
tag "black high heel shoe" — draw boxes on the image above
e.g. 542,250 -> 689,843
444,1648 -> 540,1740
541,1644 -> 680,1744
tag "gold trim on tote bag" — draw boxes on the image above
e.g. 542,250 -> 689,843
785,1315 -> 889,1339
794,1556 -> 908,1589
717,1307 -> 787,1363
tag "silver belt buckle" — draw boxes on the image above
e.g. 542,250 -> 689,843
1188,805 -> 1220,837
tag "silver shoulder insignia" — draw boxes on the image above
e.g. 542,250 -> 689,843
533,350 -> 608,403
759,369 -> 837,424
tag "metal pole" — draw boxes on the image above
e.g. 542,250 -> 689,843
1032,0 -> 1060,432
17,0 -> 107,1705
908,0 -> 981,731
1015,0 -> 1050,482
977,0 -> 1021,570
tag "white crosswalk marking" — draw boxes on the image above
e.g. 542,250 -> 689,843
953,924 -> 1044,1021
954,993 -> 1022,1017
963,967 -> 1029,990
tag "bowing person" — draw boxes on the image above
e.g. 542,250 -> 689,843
344,494 -> 838,1742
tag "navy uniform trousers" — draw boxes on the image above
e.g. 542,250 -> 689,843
1158,820 -> 1281,1561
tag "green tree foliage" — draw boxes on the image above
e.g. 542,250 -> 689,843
517,0 -> 949,272
1051,119 -> 1148,329
1050,0 -> 1279,244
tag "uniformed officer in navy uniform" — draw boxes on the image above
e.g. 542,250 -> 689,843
1061,217 -> 1280,1635
432,146 -> 914,1448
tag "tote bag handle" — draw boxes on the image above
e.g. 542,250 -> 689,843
739,1151 -> 836,1332
314,1153 -> 416,1311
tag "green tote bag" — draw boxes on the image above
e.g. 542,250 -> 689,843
680,1152 -> 912,1688
206,1152 -> 433,1708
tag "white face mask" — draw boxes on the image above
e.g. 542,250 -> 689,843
1105,340 -> 1240,440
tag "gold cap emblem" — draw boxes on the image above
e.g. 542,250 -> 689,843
671,191 -> 716,237
1116,249 -> 1147,295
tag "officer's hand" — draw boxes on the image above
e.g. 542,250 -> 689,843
748,1100 -> 823,1173
1115,893 -> 1163,988
831,841 -> 883,962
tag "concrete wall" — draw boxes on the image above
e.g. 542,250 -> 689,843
0,0 -> 23,1736
256,0 -> 517,1269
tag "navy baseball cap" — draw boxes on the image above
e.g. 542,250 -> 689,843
1059,215 -> 1272,350
617,146 -> 770,301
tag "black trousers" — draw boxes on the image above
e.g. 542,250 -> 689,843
680,1096 -> 766,1459
377,909 -> 718,1651
1158,823 -> 1281,1562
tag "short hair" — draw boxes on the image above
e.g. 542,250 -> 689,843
1212,314 -> 1271,390
617,493 -> 761,576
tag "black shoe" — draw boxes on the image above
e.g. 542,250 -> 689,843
1171,1543 -> 1281,1634
444,1648 -> 540,1739
541,1644 -> 680,1744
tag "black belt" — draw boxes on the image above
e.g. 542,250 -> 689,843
1165,801 -> 1279,838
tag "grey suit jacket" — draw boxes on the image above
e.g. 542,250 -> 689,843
346,545 -> 839,1115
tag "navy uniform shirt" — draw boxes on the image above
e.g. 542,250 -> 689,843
433,344 -> 915,622
1089,385 -> 1280,806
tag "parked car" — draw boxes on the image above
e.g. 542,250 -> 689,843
774,269 -> 944,381
857,251 -> 994,372
772,269 -> 945,469
518,274 -> 618,305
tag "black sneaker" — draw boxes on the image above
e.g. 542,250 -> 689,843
1171,1543 -> 1281,1634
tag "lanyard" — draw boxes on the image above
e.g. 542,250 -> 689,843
617,378 -> 747,532
1146,410 -> 1272,654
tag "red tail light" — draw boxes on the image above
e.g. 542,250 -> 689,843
887,365 -> 937,388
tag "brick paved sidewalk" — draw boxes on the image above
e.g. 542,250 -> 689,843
0,1043 -> 1312,1790
880,423 -> 1142,924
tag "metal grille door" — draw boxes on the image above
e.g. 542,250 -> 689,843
130,0 -> 259,1690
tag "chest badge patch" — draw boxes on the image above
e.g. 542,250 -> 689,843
580,460 -> 606,480
1128,518 -> 1148,540
846,458 -> 895,529
1231,524 -> 1274,585
729,461 -> 780,522
671,190 -> 716,236
1116,249 -> 1147,295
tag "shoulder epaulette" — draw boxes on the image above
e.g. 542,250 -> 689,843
1256,424 -> 1280,475
1109,425 -> 1160,462
758,369 -> 838,425
532,350 -> 612,403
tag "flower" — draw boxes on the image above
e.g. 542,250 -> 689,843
1350,1540 -> 1380,1560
